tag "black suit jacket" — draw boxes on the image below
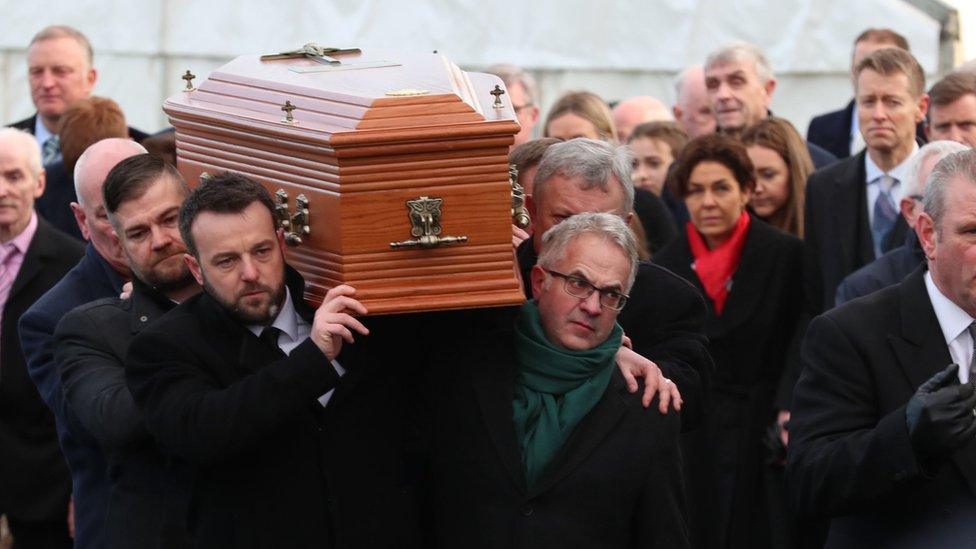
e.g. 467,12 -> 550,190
834,232 -> 924,307
0,217 -> 84,522
8,114 -> 149,142
803,150 -> 908,314
54,279 -> 190,549
516,240 -> 712,430
126,268 -> 419,548
35,159 -> 83,241
654,216 -> 804,549
427,325 -> 688,548
788,266 -> 976,548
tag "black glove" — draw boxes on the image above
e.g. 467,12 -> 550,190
905,364 -> 976,459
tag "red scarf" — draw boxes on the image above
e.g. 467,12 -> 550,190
686,212 -> 751,315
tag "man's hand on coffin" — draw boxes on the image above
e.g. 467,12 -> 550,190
311,284 -> 370,361
512,225 -> 530,249
616,345 -> 682,413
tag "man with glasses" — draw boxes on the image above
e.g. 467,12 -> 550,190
517,138 -> 712,429
428,212 -> 688,548
835,140 -> 968,306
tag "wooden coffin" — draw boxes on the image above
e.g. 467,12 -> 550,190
163,47 -> 527,315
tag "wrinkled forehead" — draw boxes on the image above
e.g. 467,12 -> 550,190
191,203 -> 277,255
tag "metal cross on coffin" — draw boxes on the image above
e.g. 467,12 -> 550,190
260,43 -> 362,66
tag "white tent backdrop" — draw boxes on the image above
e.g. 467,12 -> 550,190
0,0 -> 961,137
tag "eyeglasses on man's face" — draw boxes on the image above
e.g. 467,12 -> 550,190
543,268 -> 629,310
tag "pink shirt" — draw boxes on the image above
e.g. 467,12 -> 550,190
0,212 -> 39,345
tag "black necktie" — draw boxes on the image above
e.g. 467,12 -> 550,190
260,326 -> 284,356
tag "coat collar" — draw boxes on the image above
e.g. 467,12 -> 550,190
128,278 -> 181,334
470,330 -> 628,498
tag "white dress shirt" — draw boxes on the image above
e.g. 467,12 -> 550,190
864,145 -> 918,230
33,115 -> 54,149
924,271 -> 974,384
248,287 -> 346,406
850,109 -> 866,157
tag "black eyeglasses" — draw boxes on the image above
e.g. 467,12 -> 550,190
544,269 -> 629,310
909,194 -> 924,202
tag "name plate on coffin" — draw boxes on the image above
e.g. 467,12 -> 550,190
163,47 -> 527,315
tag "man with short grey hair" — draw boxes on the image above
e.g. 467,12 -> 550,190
790,149 -> 976,547
486,63 -> 540,147
835,140 -> 968,305
0,128 -> 84,548
430,212 -> 688,547
518,138 -> 712,429
7,25 -> 146,166
672,66 -> 716,139
703,41 -> 837,168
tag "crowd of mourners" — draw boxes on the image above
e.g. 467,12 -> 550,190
1,22 -> 976,549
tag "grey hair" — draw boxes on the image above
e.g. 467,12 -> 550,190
705,41 -> 774,84
923,149 -> 976,230
537,212 -> 639,292
0,128 -> 42,179
30,25 -> 94,66
532,138 -> 635,215
485,63 -> 538,106
672,65 -> 701,104
905,140 -> 969,197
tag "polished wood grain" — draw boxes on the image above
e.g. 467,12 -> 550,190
164,49 -> 525,314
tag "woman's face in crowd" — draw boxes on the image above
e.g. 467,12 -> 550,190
546,112 -> 602,141
629,137 -> 673,196
685,160 -> 751,248
746,145 -> 791,220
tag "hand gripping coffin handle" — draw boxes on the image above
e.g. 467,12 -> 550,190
509,164 -> 531,229
390,196 -> 468,249
273,189 -> 311,246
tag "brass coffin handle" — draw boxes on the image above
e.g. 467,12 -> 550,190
273,189 -> 311,246
509,164 -> 531,229
390,196 -> 468,249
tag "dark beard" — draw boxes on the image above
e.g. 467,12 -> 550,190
202,276 -> 286,325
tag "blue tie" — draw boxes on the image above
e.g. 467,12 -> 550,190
42,135 -> 61,166
871,175 -> 898,258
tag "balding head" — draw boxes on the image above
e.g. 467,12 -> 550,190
612,96 -> 673,143
70,138 -> 147,277
672,66 -> 716,138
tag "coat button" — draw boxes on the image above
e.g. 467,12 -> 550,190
140,315 -> 148,322
521,506 -> 533,517
894,471 -> 907,482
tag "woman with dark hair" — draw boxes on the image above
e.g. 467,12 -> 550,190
654,134 -> 803,549
741,117 -> 813,238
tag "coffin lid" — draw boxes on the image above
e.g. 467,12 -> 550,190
163,48 -> 520,146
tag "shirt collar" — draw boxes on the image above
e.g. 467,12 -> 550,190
33,116 -> 54,146
864,142 -> 919,186
247,286 -> 300,342
6,211 -> 38,251
924,271 -> 975,346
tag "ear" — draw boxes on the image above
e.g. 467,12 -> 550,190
899,197 -> 915,225
69,202 -> 91,241
525,193 -> 537,217
916,212 -> 937,261
916,93 -> 930,124
530,265 -> 548,298
623,211 -> 634,226
672,105 -> 683,121
33,169 -> 46,199
184,253 -> 204,286
526,105 -> 540,125
87,67 -> 98,87
763,77 -> 777,103
276,227 -> 287,253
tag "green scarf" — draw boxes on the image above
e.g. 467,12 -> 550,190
512,300 -> 622,489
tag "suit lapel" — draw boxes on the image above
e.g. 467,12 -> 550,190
888,267 -> 952,389
528,372 -> 627,498
887,267 -> 976,493
9,218 -> 55,299
470,340 -> 526,492
829,152 -> 873,272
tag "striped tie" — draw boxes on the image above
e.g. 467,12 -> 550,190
42,135 -> 61,166
871,175 -> 898,258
